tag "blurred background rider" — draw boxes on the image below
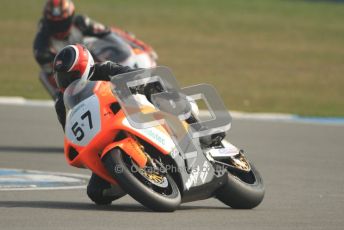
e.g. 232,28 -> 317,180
33,0 -> 112,99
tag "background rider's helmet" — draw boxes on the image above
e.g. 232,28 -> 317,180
53,44 -> 95,92
43,0 -> 75,39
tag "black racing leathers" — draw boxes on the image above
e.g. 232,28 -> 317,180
55,61 -> 132,130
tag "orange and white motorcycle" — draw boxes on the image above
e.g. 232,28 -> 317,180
63,67 -> 264,211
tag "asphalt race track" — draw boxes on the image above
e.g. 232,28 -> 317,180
0,104 -> 343,230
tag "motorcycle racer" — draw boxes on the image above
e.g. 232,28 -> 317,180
53,44 -> 226,204
53,44 -> 133,204
33,0 -> 113,99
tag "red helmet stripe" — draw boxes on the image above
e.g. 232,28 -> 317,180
70,45 -> 89,77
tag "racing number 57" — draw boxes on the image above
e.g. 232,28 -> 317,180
71,110 -> 93,141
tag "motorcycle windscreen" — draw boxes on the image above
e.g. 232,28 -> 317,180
63,80 -> 97,111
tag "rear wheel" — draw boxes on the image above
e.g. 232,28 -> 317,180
216,163 -> 265,209
103,148 -> 181,212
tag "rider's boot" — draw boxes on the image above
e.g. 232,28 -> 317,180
87,173 -> 125,205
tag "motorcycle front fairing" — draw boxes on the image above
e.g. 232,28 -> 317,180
63,80 -> 118,184
62,78 -> 228,201
63,79 -> 149,185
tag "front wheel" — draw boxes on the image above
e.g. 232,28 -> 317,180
216,163 -> 265,209
103,148 -> 181,212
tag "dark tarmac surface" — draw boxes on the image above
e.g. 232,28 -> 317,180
0,105 -> 343,230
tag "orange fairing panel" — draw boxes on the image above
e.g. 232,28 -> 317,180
63,81 -> 120,184
64,137 -> 117,184
101,137 -> 148,168
121,119 -> 172,154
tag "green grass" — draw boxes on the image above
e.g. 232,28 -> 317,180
0,0 -> 343,116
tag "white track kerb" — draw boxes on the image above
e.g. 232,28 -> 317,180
0,168 -> 88,191
1,97 -> 344,126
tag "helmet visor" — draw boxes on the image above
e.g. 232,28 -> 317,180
55,70 -> 80,90
46,16 -> 73,34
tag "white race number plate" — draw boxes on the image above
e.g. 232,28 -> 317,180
65,95 -> 101,146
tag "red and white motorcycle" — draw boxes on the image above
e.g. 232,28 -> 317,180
40,27 -> 157,99
84,27 -> 157,69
